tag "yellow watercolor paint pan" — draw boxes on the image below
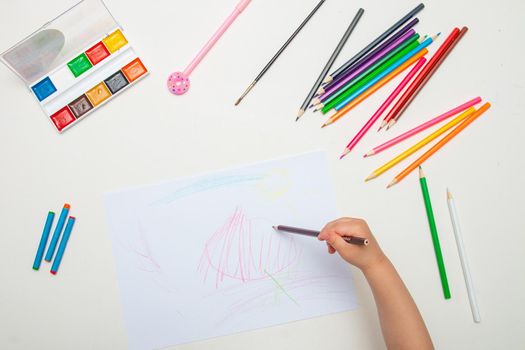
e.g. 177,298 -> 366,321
103,29 -> 128,53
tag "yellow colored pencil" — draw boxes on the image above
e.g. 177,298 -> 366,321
387,102 -> 491,187
365,106 -> 476,181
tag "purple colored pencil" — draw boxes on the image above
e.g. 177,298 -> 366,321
320,28 -> 416,102
324,17 -> 419,91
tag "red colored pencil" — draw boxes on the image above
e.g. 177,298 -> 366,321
339,57 -> 426,159
387,26 -> 469,129
377,27 -> 462,131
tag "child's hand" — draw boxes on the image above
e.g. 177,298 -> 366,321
318,217 -> 386,272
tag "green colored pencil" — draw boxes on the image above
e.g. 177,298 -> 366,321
419,166 -> 451,299
319,33 -> 420,109
320,36 -> 420,113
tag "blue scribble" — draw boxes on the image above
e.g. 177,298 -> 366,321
150,174 -> 266,205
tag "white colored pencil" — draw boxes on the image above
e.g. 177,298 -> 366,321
447,189 -> 481,323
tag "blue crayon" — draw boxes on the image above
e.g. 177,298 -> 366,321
51,216 -> 76,275
334,33 -> 440,110
44,203 -> 70,262
33,211 -> 55,270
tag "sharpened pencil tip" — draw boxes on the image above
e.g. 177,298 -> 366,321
387,119 -> 395,129
447,188 -> 453,199
419,166 -> 425,178
364,173 -> 376,182
364,150 -> 374,158
296,109 -> 305,120
321,124 -> 326,128
234,98 -> 241,106
272,225 -> 278,230
339,149 -> 350,159
386,179 -> 398,188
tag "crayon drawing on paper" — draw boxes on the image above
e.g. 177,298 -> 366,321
104,152 -> 357,350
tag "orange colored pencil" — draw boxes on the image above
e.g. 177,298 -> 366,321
387,102 -> 491,188
321,48 -> 428,128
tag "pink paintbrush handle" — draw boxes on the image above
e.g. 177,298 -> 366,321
343,57 -> 426,153
183,0 -> 251,76
371,96 -> 482,155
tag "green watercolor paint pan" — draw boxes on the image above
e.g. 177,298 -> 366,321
67,53 -> 93,77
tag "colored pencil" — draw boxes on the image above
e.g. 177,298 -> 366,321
387,26 -> 469,129
273,225 -> 369,246
33,211 -> 55,270
50,216 -> 76,275
339,57 -> 426,159
324,3 -> 424,84
365,107 -> 476,181
320,35 -> 436,126
317,35 -> 422,112
318,18 -> 418,96
234,0 -> 326,105
387,102 -> 490,187
418,167 -> 451,299
44,203 -> 70,262
447,189 -> 482,322
326,34 -> 437,114
296,8 -> 364,121
365,97 -> 482,157
380,27 -> 461,129
321,49 -> 428,128
316,30 -> 418,105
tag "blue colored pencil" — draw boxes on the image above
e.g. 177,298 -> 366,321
334,33 -> 439,111
33,211 -> 55,270
44,203 -> 70,262
50,216 -> 76,275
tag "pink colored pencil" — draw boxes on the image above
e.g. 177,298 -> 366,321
364,96 -> 482,157
339,57 -> 426,159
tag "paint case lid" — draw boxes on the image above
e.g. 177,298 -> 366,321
0,0 -> 119,85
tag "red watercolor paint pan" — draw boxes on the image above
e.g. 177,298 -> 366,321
85,42 -> 110,65
50,106 -> 75,132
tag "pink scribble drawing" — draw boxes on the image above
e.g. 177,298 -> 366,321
134,220 -> 161,273
198,207 -> 300,288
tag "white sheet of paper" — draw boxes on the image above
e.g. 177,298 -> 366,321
104,151 -> 358,350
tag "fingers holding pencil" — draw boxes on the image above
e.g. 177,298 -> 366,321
318,217 -> 385,271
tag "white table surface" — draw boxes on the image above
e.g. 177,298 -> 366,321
1,0 -> 524,349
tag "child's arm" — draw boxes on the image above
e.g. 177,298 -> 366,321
318,218 -> 434,350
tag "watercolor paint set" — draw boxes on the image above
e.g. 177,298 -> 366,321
0,0 -> 148,133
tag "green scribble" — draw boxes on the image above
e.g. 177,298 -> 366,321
264,269 -> 299,306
